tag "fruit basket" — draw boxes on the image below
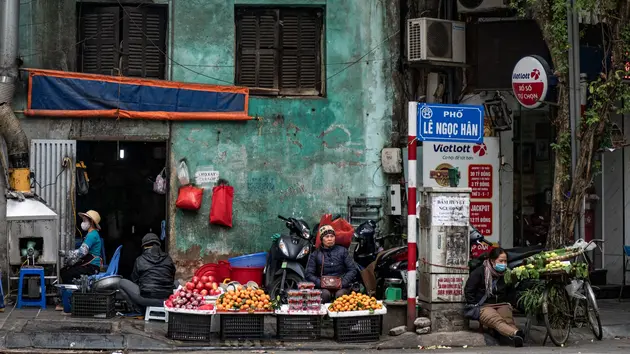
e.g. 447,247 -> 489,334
275,304 -> 327,341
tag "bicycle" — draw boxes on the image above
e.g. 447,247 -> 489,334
541,239 -> 603,346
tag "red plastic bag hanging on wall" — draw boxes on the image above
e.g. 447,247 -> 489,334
210,180 -> 234,227
176,185 -> 204,211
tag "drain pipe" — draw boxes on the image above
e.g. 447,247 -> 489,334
0,0 -> 31,193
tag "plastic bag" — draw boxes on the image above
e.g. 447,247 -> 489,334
153,168 -> 167,194
76,161 -> 90,196
176,185 -> 204,210
177,159 -> 190,185
566,279 -> 586,300
209,180 -> 234,227
315,214 -> 354,248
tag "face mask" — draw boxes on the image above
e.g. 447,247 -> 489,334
494,264 -> 507,272
81,221 -> 90,231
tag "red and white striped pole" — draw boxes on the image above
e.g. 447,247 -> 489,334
407,102 -> 418,330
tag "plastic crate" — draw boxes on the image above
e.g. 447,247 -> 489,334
220,314 -> 264,340
276,315 -> 321,341
71,291 -> 115,318
333,315 -> 381,343
167,312 -> 213,341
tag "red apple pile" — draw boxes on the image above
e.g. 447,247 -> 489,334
184,275 -> 222,296
164,275 -> 222,310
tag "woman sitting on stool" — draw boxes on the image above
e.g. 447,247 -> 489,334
305,225 -> 358,303
59,210 -> 103,284
464,247 -> 524,347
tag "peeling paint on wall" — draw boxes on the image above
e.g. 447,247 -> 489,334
167,0 -> 400,275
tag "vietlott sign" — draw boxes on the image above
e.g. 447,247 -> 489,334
422,137 -> 500,242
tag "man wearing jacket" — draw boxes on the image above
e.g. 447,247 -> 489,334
118,233 -> 176,313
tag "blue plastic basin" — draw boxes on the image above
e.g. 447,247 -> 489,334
228,252 -> 268,268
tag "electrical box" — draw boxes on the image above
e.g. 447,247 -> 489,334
381,148 -> 402,173
386,184 -> 402,215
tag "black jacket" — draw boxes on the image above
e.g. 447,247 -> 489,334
131,245 -> 176,299
305,245 -> 358,288
464,266 -> 510,305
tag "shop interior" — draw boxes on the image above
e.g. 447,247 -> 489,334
75,141 -> 168,279
513,110 -> 555,247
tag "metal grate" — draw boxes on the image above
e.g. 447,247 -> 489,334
347,197 -> 382,229
30,139 -> 76,251
407,19 -> 423,61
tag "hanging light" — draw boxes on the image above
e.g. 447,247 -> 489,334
117,141 -> 125,160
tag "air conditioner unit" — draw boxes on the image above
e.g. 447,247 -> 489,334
457,0 -> 508,13
407,18 -> 466,64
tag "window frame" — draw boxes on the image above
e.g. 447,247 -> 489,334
235,6 -> 325,97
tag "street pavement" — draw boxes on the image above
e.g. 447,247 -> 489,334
3,338 -> 629,354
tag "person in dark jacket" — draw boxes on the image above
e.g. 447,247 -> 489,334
305,225 -> 358,303
464,247 -> 524,347
118,233 -> 176,313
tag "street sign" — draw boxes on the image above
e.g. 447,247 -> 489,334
416,103 -> 485,144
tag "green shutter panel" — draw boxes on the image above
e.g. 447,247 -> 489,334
122,6 -> 167,79
280,10 -> 321,95
237,10 -> 278,89
78,7 -> 120,75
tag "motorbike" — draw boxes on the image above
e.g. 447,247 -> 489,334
468,226 -> 546,271
351,219 -> 410,299
264,215 -> 313,302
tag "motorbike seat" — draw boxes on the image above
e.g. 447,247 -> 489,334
505,245 -> 546,260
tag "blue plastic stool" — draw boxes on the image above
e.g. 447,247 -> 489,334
17,267 -> 46,309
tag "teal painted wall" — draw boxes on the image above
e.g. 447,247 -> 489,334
168,0 -> 400,269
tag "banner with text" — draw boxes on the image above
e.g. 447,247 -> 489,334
422,137 -> 501,242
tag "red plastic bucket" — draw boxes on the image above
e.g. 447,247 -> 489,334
230,267 -> 264,286
218,261 -> 231,282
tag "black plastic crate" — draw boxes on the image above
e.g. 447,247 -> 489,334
220,314 -> 265,340
333,315 -> 381,343
71,291 -> 115,318
167,312 -> 213,341
276,315 -> 322,340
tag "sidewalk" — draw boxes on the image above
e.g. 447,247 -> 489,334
0,299 -> 626,351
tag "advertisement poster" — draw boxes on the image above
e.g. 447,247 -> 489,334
422,137 -> 500,242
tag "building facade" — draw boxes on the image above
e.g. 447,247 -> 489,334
5,0 -> 401,276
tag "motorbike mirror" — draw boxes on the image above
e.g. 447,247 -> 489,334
278,215 -> 289,221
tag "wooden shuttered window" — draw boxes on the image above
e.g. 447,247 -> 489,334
77,4 -> 166,79
236,8 -> 323,96
122,6 -> 167,79
78,7 -> 120,75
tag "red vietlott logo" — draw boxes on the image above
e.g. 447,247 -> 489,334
473,143 -> 487,157
531,69 -> 540,80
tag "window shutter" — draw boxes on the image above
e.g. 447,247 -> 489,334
78,7 -> 120,75
236,10 -> 278,90
122,6 -> 166,79
280,10 -> 321,95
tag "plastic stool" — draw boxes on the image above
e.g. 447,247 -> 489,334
17,267 -> 46,309
145,306 -> 168,322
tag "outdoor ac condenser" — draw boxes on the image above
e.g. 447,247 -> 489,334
457,0 -> 509,13
407,18 -> 466,64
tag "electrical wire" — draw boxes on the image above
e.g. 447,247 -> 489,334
117,0 -> 232,85
20,1 -> 148,58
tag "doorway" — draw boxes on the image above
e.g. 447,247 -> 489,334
75,141 -> 168,278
